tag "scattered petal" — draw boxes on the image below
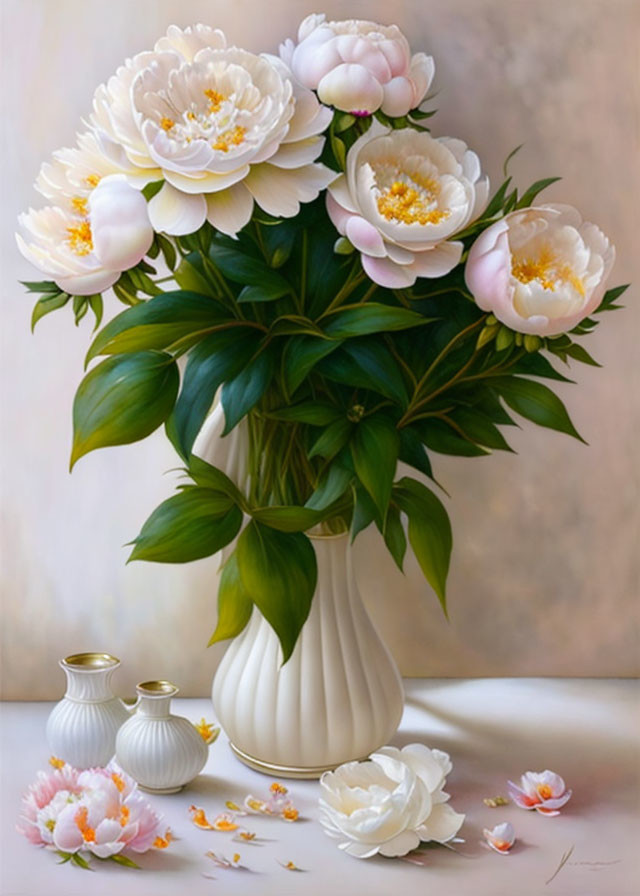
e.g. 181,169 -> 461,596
483,796 -> 510,808
205,850 -> 244,869
49,756 -> 66,770
282,805 -> 299,822
193,718 -> 220,745
153,830 -> 173,849
189,805 -> 216,830
279,859 -> 306,871
270,782 -> 288,795
225,800 -> 246,814
212,813 -> 239,832
483,822 -> 516,855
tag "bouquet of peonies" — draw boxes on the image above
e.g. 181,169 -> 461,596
17,15 -> 624,661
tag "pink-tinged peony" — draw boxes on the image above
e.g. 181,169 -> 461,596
327,121 -> 488,288
483,821 -> 515,854
286,14 -> 434,117
17,762 -> 82,845
18,759 -> 170,866
465,205 -> 615,336
507,770 -> 572,816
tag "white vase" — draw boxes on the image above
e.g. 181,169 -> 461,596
213,531 -> 404,777
46,653 -> 132,769
115,680 -> 209,794
194,405 -> 405,778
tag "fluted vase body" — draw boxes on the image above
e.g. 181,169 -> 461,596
46,653 -> 130,769
195,403 -> 405,777
115,681 -> 208,794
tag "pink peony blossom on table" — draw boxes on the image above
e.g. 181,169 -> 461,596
17,759 -> 170,868
507,770 -> 572,816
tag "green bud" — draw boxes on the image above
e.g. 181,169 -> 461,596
524,334 -> 542,353
347,404 -> 365,422
495,325 -> 514,352
485,314 -> 498,326
334,237 -> 355,256
514,332 -> 524,346
270,248 -> 289,268
476,325 -> 498,350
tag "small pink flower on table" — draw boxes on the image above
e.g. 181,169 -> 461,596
483,821 -> 515,854
508,770 -> 572,816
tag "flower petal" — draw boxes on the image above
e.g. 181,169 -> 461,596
148,182 -> 206,236
345,215 -> 386,257
244,162 -> 334,217
206,183 -> 254,236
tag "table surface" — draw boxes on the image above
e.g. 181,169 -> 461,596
1,679 -> 639,896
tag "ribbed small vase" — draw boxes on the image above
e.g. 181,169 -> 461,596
115,681 -> 208,794
212,532 -> 404,776
46,653 -> 131,769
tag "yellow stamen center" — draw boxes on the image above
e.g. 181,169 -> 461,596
536,783 -> 553,800
282,806 -> 299,821
214,815 -> 239,831
212,126 -> 246,152
233,853 -> 240,864
45,818 -> 56,832
111,772 -> 125,793
66,220 -> 93,256
49,756 -> 65,769
377,177 -> 449,226
204,88 -> 225,113
161,116 -> 175,132
119,805 -> 130,827
74,806 -> 96,843
239,831 -> 256,841
71,196 -> 88,216
512,245 -> 585,296
85,174 -> 101,188
195,718 -> 213,741
270,782 -> 288,795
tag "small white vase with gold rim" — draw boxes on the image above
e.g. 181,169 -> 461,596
115,681 -> 209,794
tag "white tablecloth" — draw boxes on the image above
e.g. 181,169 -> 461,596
1,679 -> 638,895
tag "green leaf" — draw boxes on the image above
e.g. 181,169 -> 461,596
85,291 -> 227,363
71,852 -> 93,870
238,283 -> 290,303
156,233 -> 177,271
88,295 -> 103,331
187,454 -> 246,508
71,351 -> 178,469
415,419 -> 489,456
334,112 -> 356,132
73,295 -> 89,325
258,219 -> 297,268
174,254 -> 215,295
21,279 -> 61,293
209,243 -> 290,297
394,477 -> 452,613
208,552 -> 253,645
450,407 -> 513,452
126,266 -> 162,296
398,427 -> 434,480
305,464 -> 352,511
308,417 -> 352,460
512,353 -> 574,382
489,376 -> 586,443
480,177 -> 512,220
595,283 -> 629,312
563,342 -> 601,367
31,291 -> 70,331
55,850 -> 73,864
320,340 -> 409,405
251,506 -> 321,532
142,180 -> 164,201
351,482 -> 379,540
322,303 -> 428,338
282,336 -> 342,396
516,177 -> 561,208
109,854 -> 141,869
384,504 -> 407,571
330,132 -> 346,168
128,488 -> 242,563
495,325 -> 514,352
170,329 -> 260,458
503,143 -> 524,176
221,347 -> 274,434
236,521 -> 317,663
266,402 -> 342,426
351,414 -> 399,519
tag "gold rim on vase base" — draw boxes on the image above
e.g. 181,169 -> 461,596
136,680 -> 179,697
229,742 -> 366,779
62,652 -> 120,669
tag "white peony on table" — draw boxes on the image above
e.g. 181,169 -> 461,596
1,679 -> 638,896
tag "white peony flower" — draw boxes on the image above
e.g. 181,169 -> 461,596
465,205 -> 615,336
91,25 -> 334,237
318,744 -> 464,859
287,14 -> 434,117
16,175 -> 153,295
327,121 -> 489,288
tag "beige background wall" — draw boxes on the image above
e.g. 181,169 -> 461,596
1,0 -> 638,699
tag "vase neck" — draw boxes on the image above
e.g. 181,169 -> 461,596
61,654 -> 120,702
135,681 -> 178,719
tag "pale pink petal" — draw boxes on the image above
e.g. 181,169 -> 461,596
381,77 -> 415,117
409,241 -> 463,278
318,63 -> 384,115
335,35 -> 392,83
409,53 -> 435,106
292,37 -> 342,88
362,253 -> 416,288
326,192 -> 354,235
345,215 -> 386,257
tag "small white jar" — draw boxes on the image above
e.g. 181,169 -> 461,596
115,681 -> 209,794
